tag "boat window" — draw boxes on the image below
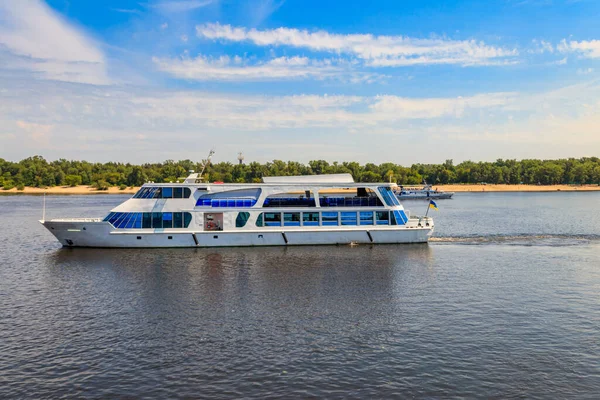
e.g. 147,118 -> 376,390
263,191 -> 315,208
142,213 -> 152,228
283,212 -> 301,226
256,213 -> 263,227
183,212 -> 192,228
162,187 -> 173,198
377,187 -> 401,206
360,211 -> 374,225
236,212 -> 250,228
302,212 -> 319,226
376,211 -> 389,225
264,212 -> 281,227
341,212 -> 357,226
173,212 -> 183,228
152,212 -> 163,229
162,212 -> 173,228
321,212 -> 338,226
319,188 -> 383,207
124,213 -> 137,229
391,210 -> 408,225
133,186 -> 191,199
197,188 -> 260,207
133,213 -> 142,228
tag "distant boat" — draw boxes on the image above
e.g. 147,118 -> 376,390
395,183 -> 454,200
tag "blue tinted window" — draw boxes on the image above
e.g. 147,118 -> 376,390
303,212 -> 319,226
142,213 -> 152,228
322,212 -> 338,226
124,213 -> 136,229
173,212 -> 183,228
377,187 -> 400,206
116,213 -> 132,229
152,212 -> 162,229
236,212 -> 250,228
103,212 -> 115,222
184,188 -> 191,198
376,211 -> 389,225
113,213 -> 128,228
341,212 -> 357,226
133,213 -> 142,229
183,212 -> 192,228
284,212 -> 301,226
360,211 -> 374,225
256,213 -> 263,227
162,187 -> 173,198
174,187 -> 183,198
162,212 -> 173,228
264,212 -> 281,226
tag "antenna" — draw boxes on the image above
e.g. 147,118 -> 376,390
198,149 -> 215,182
237,152 -> 244,165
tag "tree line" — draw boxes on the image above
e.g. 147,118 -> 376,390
1,156 -> 600,190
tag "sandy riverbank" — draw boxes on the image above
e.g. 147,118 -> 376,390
435,184 -> 600,192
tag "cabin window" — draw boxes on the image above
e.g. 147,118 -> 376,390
152,212 -> 163,229
162,212 -> 173,228
321,212 -> 338,226
376,211 -> 389,225
360,211 -> 374,225
318,188 -> 383,207
256,213 -> 263,227
341,212 -> 357,226
162,187 -> 173,198
133,186 -> 191,199
236,212 -> 250,228
377,187 -> 401,207
263,191 -> 315,207
391,210 -> 408,226
196,188 -> 260,207
264,212 -> 281,227
283,212 -> 301,226
183,212 -> 192,228
302,212 -> 319,226
173,212 -> 183,228
142,213 -> 152,228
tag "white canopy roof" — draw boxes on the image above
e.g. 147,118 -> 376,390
262,173 -> 354,184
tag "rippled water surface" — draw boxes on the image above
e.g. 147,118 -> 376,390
1,192 -> 599,398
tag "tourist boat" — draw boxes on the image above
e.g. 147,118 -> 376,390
395,183 -> 454,200
41,173 -> 434,248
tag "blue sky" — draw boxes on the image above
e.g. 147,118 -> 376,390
1,0 -> 599,164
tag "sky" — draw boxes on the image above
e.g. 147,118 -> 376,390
1,0 -> 599,165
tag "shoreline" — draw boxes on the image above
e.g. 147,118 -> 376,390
1,183 -> 599,194
436,184 -> 600,192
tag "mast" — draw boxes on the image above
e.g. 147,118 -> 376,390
198,149 -> 215,182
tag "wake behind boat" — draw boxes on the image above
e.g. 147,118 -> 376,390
395,183 -> 454,200
40,173 -> 434,248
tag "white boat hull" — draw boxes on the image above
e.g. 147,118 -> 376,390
41,220 -> 433,248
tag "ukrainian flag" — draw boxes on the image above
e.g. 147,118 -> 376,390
429,200 -> 438,210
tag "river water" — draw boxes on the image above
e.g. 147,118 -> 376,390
1,193 -> 599,398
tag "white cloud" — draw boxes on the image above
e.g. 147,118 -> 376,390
558,39 -> 600,58
0,0 -> 109,85
196,22 -> 518,67
153,54 -> 381,82
530,39 -> 554,54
